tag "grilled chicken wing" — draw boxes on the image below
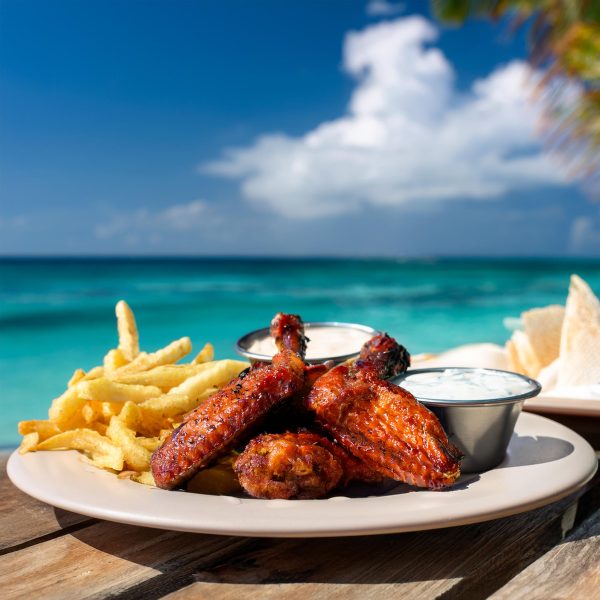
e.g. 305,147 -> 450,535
151,313 -> 306,489
234,429 -> 383,499
306,333 -> 462,489
234,432 -> 343,499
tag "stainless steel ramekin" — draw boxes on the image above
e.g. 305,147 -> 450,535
391,367 -> 542,473
235,321 -> 379,365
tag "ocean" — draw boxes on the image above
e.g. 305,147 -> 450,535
2,257 -> 599,447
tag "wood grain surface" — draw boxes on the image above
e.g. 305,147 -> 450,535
1,448 -> 598,600
0,453 -> 92,553
490,508 -> 600,600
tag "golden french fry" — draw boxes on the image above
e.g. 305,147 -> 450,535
137,436 -> 162,452
140,388 -> 217,419
117,401 -> 143,429
187,461 -> 241,495
83,366 -> 105,380
192,343 -> 214,364
81,402 -> 97,424
103,348 -> 128,375
69,366 -> 105,386
36,429 -> 124,470
159,428 -> 173,442
112,363 -> 213,390
90,422 -> 108,436
80,400 -> 118,425
118,401 -> 167,437
100,401 -> 122,420
19,432 -> 39,454
18,419 -> 62,440
106,417 -> 152,471
168,360 -> 248,400
77,378 -> 162,404
131,471 -> 155,486
112,337 -> 192,377
48,388 -> 87,430
68,369 -> 86,387
116,300 -> 140,361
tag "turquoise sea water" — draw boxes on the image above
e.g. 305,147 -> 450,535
2,258 -> 599,447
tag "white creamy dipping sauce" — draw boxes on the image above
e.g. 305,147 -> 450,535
247,325 -> 374,360
398,368 -> 536,401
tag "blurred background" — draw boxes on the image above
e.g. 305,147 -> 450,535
1,0 -> 599,446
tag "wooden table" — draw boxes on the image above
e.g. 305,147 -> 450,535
2,414 -> 599,600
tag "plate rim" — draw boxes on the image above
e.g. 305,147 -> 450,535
7,412 -> 598,538
525,393 -> 600,417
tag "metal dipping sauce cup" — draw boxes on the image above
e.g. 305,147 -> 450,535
235,321 -> 379,365
391,367 -> 542,473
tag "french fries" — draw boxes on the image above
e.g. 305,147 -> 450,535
36,429 -> 125,471
18,301 -> 249,486
116,300 -> 139,361
112,337 -> 192,377
192,342 -> 214,364
112,363 -> 213,390
77,378 -> 163,404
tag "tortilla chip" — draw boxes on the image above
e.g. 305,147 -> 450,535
510,330 -> 543,378
522,305 -> 565,369
505,339 -> 525,375
558,275 -> 600,387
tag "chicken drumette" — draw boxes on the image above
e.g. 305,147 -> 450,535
234,429 -> 383,499
233,432 -> 343,499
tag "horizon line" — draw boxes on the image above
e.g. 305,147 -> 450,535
1,254 -> 600,263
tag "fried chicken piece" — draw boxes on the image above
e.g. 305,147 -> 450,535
234,432 -> 343,499
151,313 -> 306,489
234,430 -> 383,499
306,333 -> 462,490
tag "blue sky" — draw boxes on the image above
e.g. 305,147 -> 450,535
1,0 -> 599,257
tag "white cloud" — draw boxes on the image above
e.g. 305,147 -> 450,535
203,16 -> 573,219
569,211 -> 600,254
366,1 -> 405,17
95,200 -> 210,242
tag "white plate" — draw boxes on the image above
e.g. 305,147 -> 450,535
7,413 -> 597,538
525,393 -> 600,417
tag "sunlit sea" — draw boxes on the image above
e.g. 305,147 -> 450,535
2,257 -> 599,447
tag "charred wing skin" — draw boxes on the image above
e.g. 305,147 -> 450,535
316,435 -> 384,486
234,432 -> 343,499
357,333 -> 410,379
260,362 -> 333,434
306,363 -> 461,490
151,313 -> 306,490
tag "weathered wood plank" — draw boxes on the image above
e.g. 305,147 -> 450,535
0,492 -> 587,600
2,445 -> 598,600
489,508 -> 600,600
0,451 -> 92,552
0,519 -> 256,600
164,489 -> 595,600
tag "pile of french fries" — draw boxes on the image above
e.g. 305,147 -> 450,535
18,301 -> 248,486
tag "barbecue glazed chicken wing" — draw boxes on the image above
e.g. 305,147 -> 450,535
234,430 -> 383,499
151,313 -> 306,489
306,333 -> 462,489
234,432 -> 343,499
